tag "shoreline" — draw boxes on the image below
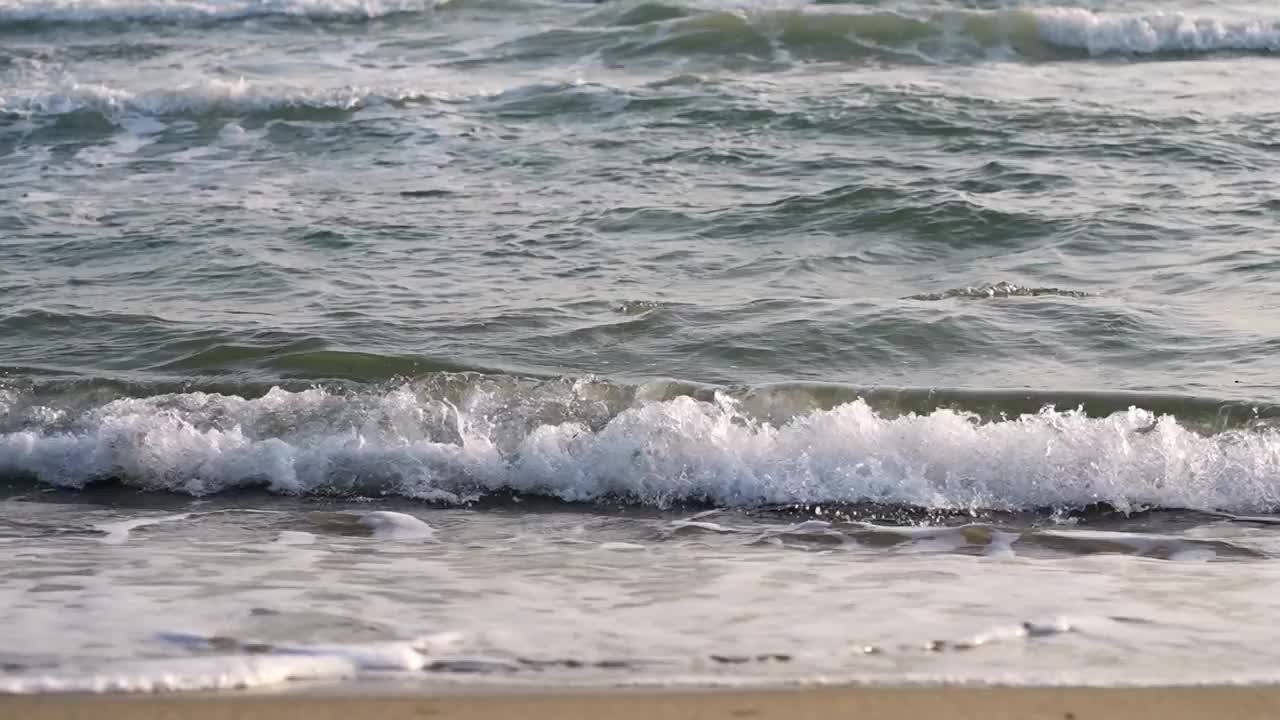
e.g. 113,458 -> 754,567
7,685 -> 1280,720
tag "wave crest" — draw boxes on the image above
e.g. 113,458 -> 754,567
3,384 -> 1279,513
1034,8 -> 1280,56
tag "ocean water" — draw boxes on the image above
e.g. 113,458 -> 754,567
3,0 -> 1280,693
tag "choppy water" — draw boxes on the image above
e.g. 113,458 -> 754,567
3,0 -> 1280,694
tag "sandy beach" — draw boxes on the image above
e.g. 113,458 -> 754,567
7,686 -> 1280,720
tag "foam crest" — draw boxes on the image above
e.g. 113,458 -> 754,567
1033,9 -> 1280,54
2,386 -> 1280,513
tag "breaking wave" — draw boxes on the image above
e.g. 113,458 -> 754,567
2,380 -> 1279,513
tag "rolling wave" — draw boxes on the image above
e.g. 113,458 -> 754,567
474,7 -> 1280,66
3,379 -> 1279,513
1032,7 -> 1280,56
613,7 -> 1280,60
3,1 -> 1275,61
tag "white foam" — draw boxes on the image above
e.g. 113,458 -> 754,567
599,541 -> 646,552
0,654 -> 354,694
358,511 -> 435,541
274,530 -> 317,545
0,0 -> 436,24
95,513 -> 191,544
152,632 -> 465,672
669,518 -> 742,534
267,640 -> 429,671
2,386 -> 1280,513
410,631 -> 465,654
1032,9 -> 1280,55
958,618 -> 1075,649
1168,547 -> 1218,562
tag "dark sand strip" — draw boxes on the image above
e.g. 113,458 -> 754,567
6,686 -> 1280,720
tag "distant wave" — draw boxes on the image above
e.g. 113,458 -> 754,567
0,0 -> 443,25
3,380 -> 1279,513
908,282 -> 1090,301
4,1 -> 1275,61
490,7 -> 1280,65
2,1 -> 1269,62
636,7 -> 1280,59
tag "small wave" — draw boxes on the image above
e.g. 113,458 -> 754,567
708,184 -> 1058,247
0,0 -> 441,27
599,1 -> 692,28
908,282 -> 1090,301
357,510 -> 436,541
565,7 -> 1280,64
2,383 -> 1279,513
94,512 -> 191,544
0,79 -> 448,121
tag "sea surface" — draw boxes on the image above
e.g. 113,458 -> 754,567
3,0 -> 1280,693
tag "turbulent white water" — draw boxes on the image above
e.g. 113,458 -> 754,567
1033,8 -> 1280,54
2,385 -> 1278,512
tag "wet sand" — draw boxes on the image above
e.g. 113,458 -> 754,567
6,685 -> 1280,720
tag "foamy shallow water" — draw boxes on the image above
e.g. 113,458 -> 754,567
5,494 -> 1280,693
